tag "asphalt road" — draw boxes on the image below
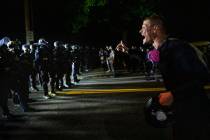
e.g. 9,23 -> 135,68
0,70 -> 193,140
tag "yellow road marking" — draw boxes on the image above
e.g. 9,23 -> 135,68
58,85 -> 210,95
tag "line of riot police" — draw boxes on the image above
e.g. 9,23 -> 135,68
0,37 -> 85,118
33,38 -> 82,99
0,38 -> 33,118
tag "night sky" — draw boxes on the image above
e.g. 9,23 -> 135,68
0,0 -> 71,42
0,1 -> 25,40
0,0 -> 209,45
158,0 -> 210,41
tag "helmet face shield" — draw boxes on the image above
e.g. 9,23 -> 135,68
7,41 -> 20,52
144,96 -> 174,128
22,44 -> 30,52
0,37 -> 11,46
38,38 -> 48,45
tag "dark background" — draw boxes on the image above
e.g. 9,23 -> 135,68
0,0 -> 209,46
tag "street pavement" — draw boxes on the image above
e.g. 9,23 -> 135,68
0,69 -> 178,140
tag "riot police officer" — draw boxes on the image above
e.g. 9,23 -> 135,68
54,41 -> 66,91
0,44 -> 13,118
35,39 -> 56,99
20,44 -> 34,101
29,43 -> 40,91
7,41 -> 31,112
63,43 -> 73,87
71,45 -> 80,83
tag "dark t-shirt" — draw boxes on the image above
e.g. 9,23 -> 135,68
159,38 -> 209,101
158,39 -> 210,140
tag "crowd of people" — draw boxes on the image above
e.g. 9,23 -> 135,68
98,40 -> 160,79
0,35 -> 161,120
0,37 -> 99,119
1,14 -> 210,139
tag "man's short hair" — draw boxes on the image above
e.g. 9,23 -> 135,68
144,14 -> 168,33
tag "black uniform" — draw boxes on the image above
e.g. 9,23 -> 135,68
35,44 -> 55,96
30,44 -> 40,91
54,44 -> 66,90
71,46 -> 80,83
10,47 -> 29,111
19,48 -> 34,100
63,45 -> 73,87
158,38 -> 210,140
0,45 -> 11,115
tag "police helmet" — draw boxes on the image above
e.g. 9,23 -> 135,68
7,41 -> 16,48
0,37 -> 11,46
54,41 -> 63,48
38,38 -> 48,45
63,43 -> 70,49
22,44 -> 30,52
71,45 -> 76,50
144,96 -> 174,128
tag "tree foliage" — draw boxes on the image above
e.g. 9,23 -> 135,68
68,0 -> 160,45
72,0 -> 107,33
71,0 -> 160,33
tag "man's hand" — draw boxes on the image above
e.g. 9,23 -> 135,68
159,91 -> 173,106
